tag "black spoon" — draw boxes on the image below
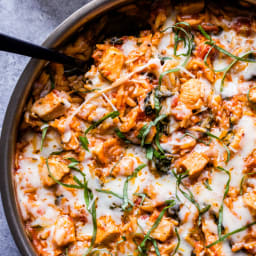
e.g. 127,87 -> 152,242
0,33 -> 86,72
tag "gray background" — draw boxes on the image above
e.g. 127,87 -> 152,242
0,0 -> 90,254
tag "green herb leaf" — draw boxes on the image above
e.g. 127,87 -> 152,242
158,56 -> 172,62
122,178 -> 130,211
216,166 -> 231,238
198,25 -> 256,93
122,164 -> 146,211
151,238 -> 161,256
134,193 -> 147,207
138,201 -> 175,250
66,157 -> 79,163
159,23 -> 193,86
138,115 -> 167,147
205,41 -> 256,63
203,44 -> 230,72
155,127 -> 165,154
50,150 -> 64,155
84,200 -> 97,255
174,170 -> 210,225
172,228 -> 181,255
203,45 -> 213,69
158,68 -> 180,86
239,172 -> 256,195
240,175 -> 246,195
173,21 -> 191,27
109,155 -> 123,177
173,25 -> 190,56
206,221 -> 256,248
161,23 -> 193,66
198,25 -> 256,63
48,152 -> 97,255
66,157 -> 84,174
154,87 -> 161,113
146,146 -> 154,160
67,157 -> 81,172
79,136 -> 89,151
247,86 -> 256,105
81,111 -> 120,151
206,131 -> 230,163
203,179 -> 212,191
83,178 -> 91,210
96,189 -> 124,200
46,158 -> 82,189
172,169 -> 188,202
85,111 -> 120,136
205,131 -> 220,140
73,176 -> 84,187
131,164 -> 147,179
184,132 -> 210,146
221,51 -> 255,92
198,25 -> 212,41
179,185 -> 204,225
40,123 -> 49,152
115,128 -> 132,144
200,204 -> 211,215
83,178 -> 97,255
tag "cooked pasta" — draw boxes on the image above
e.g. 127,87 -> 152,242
15,1 -> 256,255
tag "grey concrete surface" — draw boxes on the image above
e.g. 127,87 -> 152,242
0,0 -> 91,254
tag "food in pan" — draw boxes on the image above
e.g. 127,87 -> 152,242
14,0 -> 256,255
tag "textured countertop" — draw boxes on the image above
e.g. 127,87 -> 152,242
0,0 -> 90,254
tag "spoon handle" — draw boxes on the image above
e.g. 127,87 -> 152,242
0,33 -> 84,68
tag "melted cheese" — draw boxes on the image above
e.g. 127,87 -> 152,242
228,115 -> 256,188
14,6 -> 256,256
193,171 -> 228,213
243,62 -> 256,80
121,39 -> 137,56
223,196 -> 252,242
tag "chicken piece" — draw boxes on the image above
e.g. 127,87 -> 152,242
53,216 -> 76,247
243,192 -> 256,210
31,90 -> 69,121
111,156 -> 135,177
119,107 -> 140,132
180,151 -> 208,176
202,218 -> 225,256
245,149 -> 256,170
95,216 -> 120,245
248,87 -> 256,103
99,47 -> 125,81
76,103 -> 97,121
229,128 -> 244,152
149,217 -> 173,242
180,79 -> 204,109
91,138 -> 123,165
40,155 -> 70,186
